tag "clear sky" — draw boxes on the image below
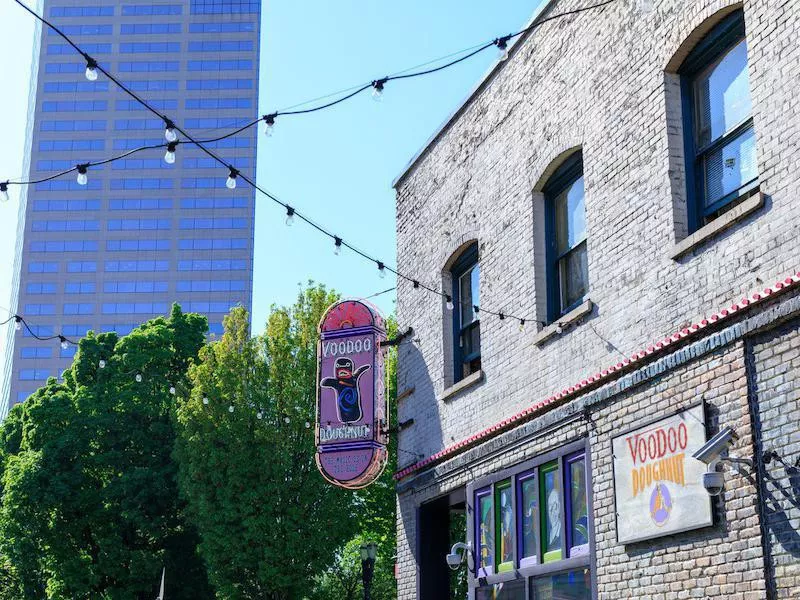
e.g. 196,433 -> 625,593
0,0 -> 539,341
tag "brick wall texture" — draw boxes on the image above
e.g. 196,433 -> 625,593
393,0 -> 800,597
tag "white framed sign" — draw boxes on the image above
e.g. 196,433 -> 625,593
612,404 -> 713,544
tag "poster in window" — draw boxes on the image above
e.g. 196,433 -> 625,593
496,481 -> 513,572
519,474 -> 538,567
568,456 -> 589,556
540,462 -> 563,562
477,491 -> 494,577
611,404 -> 712,544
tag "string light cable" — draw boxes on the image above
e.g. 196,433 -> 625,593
1,313 -> 77,349
6,0 -> 617,330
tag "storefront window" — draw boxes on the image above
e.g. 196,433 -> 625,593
468,441 -> 592,597
531,568 -> 591,599
540,462 -> 563,563
518,472 -> 539,567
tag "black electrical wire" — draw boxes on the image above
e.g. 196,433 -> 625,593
3,314 -> 77,346
9,0 -> 617,327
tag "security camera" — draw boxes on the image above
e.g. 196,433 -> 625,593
446,542 -> 470,571
692,426 -> 738,465
702,471 -> 725,496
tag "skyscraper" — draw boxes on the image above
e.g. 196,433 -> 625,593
1,0 -> 261,418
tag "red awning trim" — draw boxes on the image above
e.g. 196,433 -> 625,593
394,270 -> 800,480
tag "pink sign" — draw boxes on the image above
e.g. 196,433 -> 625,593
315,299 -> 388,489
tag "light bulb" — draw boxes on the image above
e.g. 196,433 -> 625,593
85,62 -> 98,81
59,336 -> 68,350
446,297 -> 454,311
99,359 -> 106,369
135,373 -> 142,383
0,182 -> 8,202
228,405 -> 234,413
257,412 -> 263,420
496,37 -> 510,62
226,167 -> 238,190
378,262 -> 386,279
164,142 -> 177,164
285,207 -> 295,226
555,324 -> 564,335
164,123 -> 178,143
14,319 -> 21,331
498,47 -> 509,62
518,320 -> 526,333
76,165 -> 88,186
263,114 -> 275,137
371,79 -> 386,102
305,421 -> 311,429
202,396 -> 209,405
169,386 -> 176,395
284,416 -> 291,424
334,237 -> 342,255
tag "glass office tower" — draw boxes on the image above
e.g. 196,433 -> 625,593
1,0 -> 260,418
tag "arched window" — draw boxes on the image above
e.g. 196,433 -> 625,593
451,242 -> 480,383
680,9 -> 757,231
544,152 -> 587,322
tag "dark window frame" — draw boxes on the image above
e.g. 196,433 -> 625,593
466,438 -> 596,599
680,10 -> 757,233
451,242 -> 480,383
544,152 -> 587,323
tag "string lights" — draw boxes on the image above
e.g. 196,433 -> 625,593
4,0 -> 618,333
1,314 -> 77,347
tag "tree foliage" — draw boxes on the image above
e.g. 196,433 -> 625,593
0,305 -> 212,599
175,285 -> 359,599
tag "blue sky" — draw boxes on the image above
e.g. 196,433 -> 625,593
0,0 -> 539,338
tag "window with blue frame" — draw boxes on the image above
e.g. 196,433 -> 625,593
544,152 -> 587,322
680,10 -> 757,232
450,242 -> 480,383
469,440 -> 592,600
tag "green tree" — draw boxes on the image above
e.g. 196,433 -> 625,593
0,305 -> 213,599
175,285 -> 358,600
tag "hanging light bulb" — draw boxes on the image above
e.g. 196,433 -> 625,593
226,166 -> 238,190
76,164 -> 88,186
202,396 -> 209,405
263,113 -> 276,137
555,323 -> 564,335
445,296 -> 454,311
0,182 -> 9,202
305,421 -> 311,429
99,359 -> 106,369
334,236 -> 342,256
371,78 -> 386,102
518,320 -> 526,333
228,405 -> 234,413
285,206 -> 295,226
164,119 -> 178,143
377,261 -> 386,279
495,36 -> 511,61
164,141 -> 177,164
284,416 -> 291,424
14,316 -> 22,331
59,335 -> 68,350
135,373 -> 143,383
169,386 -> 176,395
85,58 -> 98,81
257,411 -> 263,420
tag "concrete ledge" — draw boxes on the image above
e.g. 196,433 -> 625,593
440,369 -> 484,402
533,300 -> 594,346
670,192 -> 764,260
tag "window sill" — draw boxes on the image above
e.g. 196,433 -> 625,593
670,191 -> 764,260
440,369 -> 484,402
532,300 -> 594,346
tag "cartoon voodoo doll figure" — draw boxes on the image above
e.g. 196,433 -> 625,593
320,357 -> 371,423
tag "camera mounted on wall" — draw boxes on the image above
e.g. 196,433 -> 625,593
692,426 -> 752,496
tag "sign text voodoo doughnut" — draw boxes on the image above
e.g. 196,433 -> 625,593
315,300 -> 388,489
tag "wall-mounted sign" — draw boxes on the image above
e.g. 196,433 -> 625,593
612,404 -> 713,544
315,299 -> 388,489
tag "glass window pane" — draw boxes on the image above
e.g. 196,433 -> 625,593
531,569 -> 592,600
461,322 -> 480,360
459,265 -> 478,325
558,242 -> 588,311
477,491 -> 494,577
519,474 -> 539,566
554,176 -> 585,256
693,39 -> 752,148
540,462 -> 563,562
568,457 -> 589,555
702,125 -> 757,209
496,481 -> 514,572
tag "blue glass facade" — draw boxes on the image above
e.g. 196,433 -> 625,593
4,0 -> 260,415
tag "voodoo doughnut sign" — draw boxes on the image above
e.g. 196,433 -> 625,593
315,299 -> 388,489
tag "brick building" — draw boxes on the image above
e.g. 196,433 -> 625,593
392,0 -> 800,598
